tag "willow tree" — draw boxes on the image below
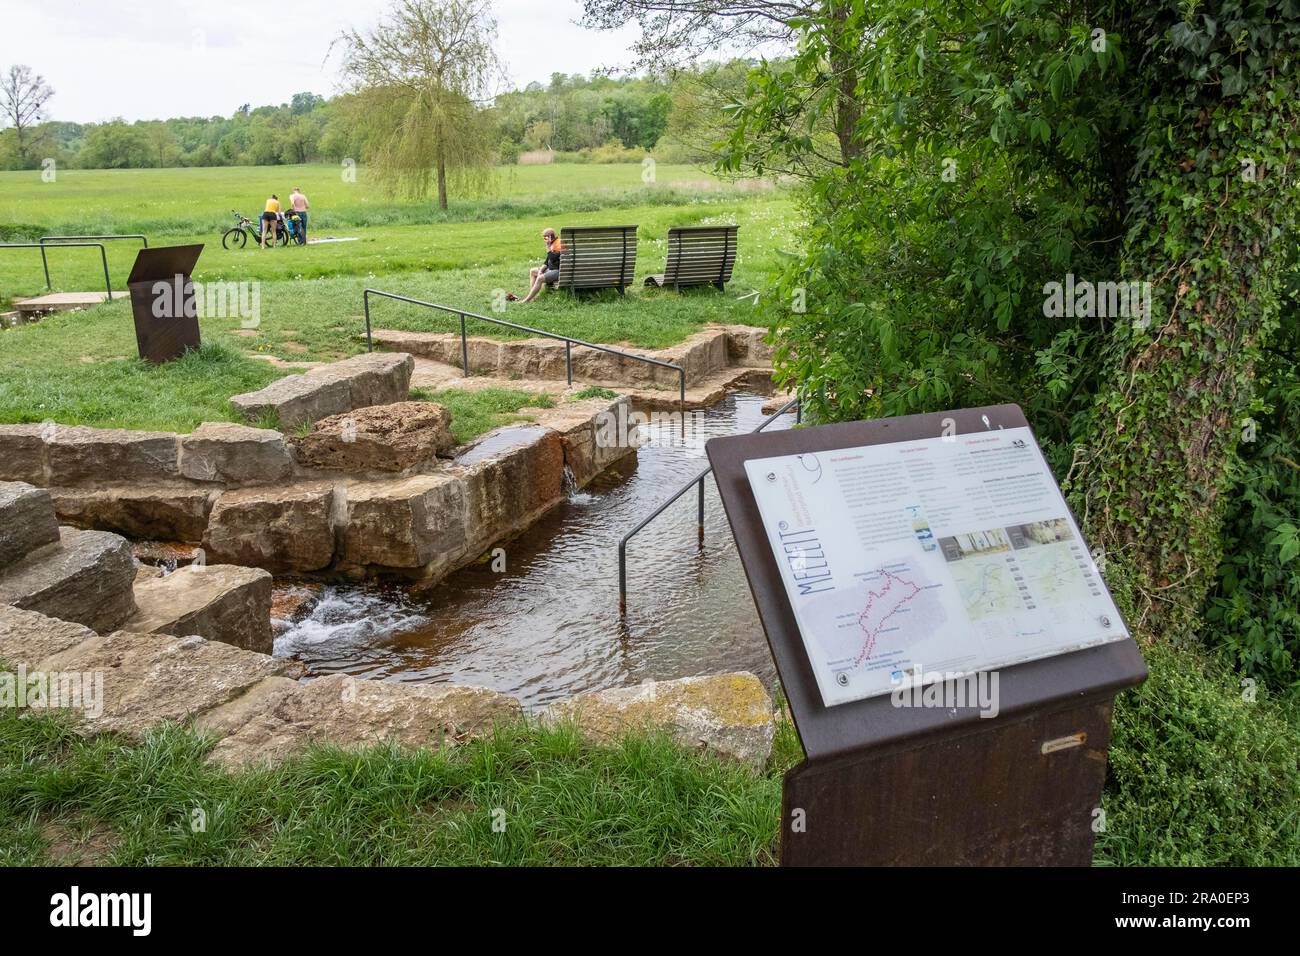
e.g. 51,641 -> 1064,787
337,0 -> 501,209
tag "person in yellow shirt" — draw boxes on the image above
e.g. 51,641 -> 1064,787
261,194 -> 281,248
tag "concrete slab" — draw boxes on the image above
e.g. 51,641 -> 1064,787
13,291 -> 129,317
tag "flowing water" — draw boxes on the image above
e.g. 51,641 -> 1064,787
274,391 -> 791,708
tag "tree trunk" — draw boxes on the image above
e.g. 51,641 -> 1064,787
436,149 -> 448,211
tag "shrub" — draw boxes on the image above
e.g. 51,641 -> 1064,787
1097,639 -> 1300,866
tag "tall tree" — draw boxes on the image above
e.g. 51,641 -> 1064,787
0,65 -> 54,166
336,0 -> 502,209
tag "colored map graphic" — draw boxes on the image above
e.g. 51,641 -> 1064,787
801,561 -> 947,667
1016,541 -> 1092,606
949,557 -> 1021,620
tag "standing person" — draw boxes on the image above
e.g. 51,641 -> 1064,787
512,227 -> 563,303
290,187 -> 310,243
260,194 -> 281,248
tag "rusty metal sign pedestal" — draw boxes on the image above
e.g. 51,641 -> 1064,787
125,244 -> 204,364
706,404 -> 1147,866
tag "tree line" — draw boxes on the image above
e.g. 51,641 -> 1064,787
0,69 -> 711,172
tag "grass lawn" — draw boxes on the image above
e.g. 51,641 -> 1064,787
3,640 -> 1298,866
0,163 -> 791,431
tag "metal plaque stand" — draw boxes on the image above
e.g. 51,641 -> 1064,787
125,244 -> 204,363
706,403 -> 1147,866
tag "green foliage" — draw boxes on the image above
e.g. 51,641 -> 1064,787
573,386 -> 619,400
1205,287 -> 1300,694
723,0 -> 1136,466
1097,639 -> 1300,866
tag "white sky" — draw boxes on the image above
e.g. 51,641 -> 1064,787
0,0 -> 644,123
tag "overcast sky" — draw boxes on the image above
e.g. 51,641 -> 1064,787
0,0 -> 644,123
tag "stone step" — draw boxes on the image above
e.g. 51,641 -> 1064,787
367,328 -> 731,388
0,527 -> 137,633
127,563 -> 275,654
230,352 -> 415,430
0,481 -> 60,569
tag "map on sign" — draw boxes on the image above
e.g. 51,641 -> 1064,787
744,426 -> 1128,706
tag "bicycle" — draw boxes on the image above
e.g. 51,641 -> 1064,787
222,210 -> 287,250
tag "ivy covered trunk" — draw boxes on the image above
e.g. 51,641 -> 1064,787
1076,6 -> 1300,642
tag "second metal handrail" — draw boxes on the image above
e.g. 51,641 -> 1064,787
41,233 -> 148,249
0,241 -> 113,296
618,394 -> 801,612
362,288 -> 687,409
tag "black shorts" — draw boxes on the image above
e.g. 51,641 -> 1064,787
261,212 -> 277,223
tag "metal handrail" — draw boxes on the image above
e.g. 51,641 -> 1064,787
41,233 -> 148,249
618,394 -> 801,612
362,288 -> 687,409
0,241 -> 112,296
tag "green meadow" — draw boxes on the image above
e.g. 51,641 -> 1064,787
0,163 -> 794,432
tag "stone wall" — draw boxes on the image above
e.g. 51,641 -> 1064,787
0,396 -> 635,586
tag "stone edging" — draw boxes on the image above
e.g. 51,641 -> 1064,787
0,604 -> 776,768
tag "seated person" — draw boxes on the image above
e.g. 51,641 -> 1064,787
511,228 -> 562,302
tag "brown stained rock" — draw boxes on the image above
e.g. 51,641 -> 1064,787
45,426 -> 179,485
0,604 -> 96,668
270,583 -> 321,625
0,528 -> 137,633
540,672 -> 776,763
33,630 -> 303,736
202,482 -> 337,573
0,424 -> 48,484
50,485 -> 213,543
0,482 -> 60,569
291,402 -> 454,474
197,674 -> 522,770
341,474 -> 467,570
128,564 -> 274,654
230,352 -> 414,430
179,422 -> 293,484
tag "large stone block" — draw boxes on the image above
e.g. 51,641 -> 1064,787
51,485 -> 213,542
455,425 -> 566,549
196,674 -> 521,769
203,482 -> 337,573
0,604 -> 95,669
0,424 -> 47,484
230,352 -> 414,430
34,630 -> 303,736
553,396 -> 636,489
341,474 -> 468,570
180,422 -> 293,484
292,402 -> 454,474
45,426 -> 179,485
0,528 -> 137,633
0,481 -> 60,569
541,672 -> 776,763
128,564 -> 274,654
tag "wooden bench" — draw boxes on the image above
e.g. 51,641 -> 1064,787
551,225 -> 638,295
644,225 -> 738,291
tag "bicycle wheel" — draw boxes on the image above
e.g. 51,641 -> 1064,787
275,225 -> 289,247
222,227 -> 247,250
